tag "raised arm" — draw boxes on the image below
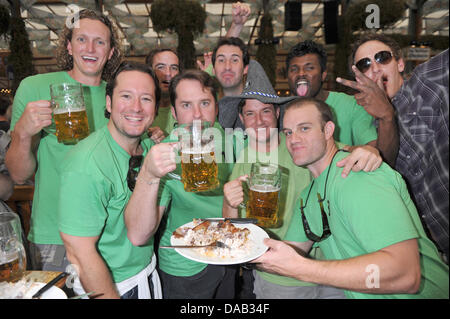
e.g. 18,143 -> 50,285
336,67 -> 399,166
6,100 -> 53,183
125,142 -> 177,246
225,2 -> 251,38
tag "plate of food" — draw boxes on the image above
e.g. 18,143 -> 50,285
0,280 -> 67,299
169,219 -> 269,265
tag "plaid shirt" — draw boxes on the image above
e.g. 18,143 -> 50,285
392,49 -> 449,259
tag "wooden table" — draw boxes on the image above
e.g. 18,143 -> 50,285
22,271 -> 66,289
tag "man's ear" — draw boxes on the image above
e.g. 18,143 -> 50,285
397,58 -> 405,73
67,40 -> 73,56
106,95 -> 112,113
243,64 -> 249,76
321,70 -> 327,82
324,121 -> 335,140
107,47 -> 115,61
171,105 -> 178,122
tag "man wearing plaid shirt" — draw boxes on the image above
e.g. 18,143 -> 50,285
337,33 -> 448,263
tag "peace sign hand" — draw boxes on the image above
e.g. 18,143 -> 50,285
336,65 -> 394,121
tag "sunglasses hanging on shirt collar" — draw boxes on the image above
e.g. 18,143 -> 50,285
355,50 -> 393,74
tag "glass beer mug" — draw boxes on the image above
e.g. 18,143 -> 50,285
0,212 -> 26,282
243,163 -> 281,228
48,83 -> 90,145
169,121 -> 219,192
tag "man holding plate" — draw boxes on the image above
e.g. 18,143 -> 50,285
252,98 -> 449,298
223,60 -> 382,299
125,70 -> 239,299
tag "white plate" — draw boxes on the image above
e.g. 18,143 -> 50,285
170,221 -> 269,265
26,282 -> 67,299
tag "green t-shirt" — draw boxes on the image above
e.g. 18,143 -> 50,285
58,126 -> 155,283
285,151 -> 449,299
230,133 -> 316,287
151,105 -> 176,136
157,122 -> 235,276
326,91 -> 377,146
10,71 -> 109,245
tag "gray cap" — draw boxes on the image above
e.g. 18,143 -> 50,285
222,59 -> 297,105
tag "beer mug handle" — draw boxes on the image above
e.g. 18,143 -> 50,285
238,179 -> 249,209
7,237 -> 27,273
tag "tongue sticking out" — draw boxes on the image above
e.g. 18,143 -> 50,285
296,83 -> 308,97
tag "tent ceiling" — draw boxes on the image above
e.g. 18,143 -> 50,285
0,0 -> 448,57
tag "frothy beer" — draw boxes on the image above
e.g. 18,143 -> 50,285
181,148 -> 219,192
54,108 -> 90,144
246,184 -> 280,228
0,255 -> 21,282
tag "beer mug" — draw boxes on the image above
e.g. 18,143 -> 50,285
0,212 -> 26,282
48,83 -> 90,145
243,163 -> 281,228
169,121 -> 219,192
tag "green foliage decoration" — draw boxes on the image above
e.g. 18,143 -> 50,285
256,13 -> 277,88
150,0 -> 206,69
8,16 -> 35,93
0,4 -> 10,38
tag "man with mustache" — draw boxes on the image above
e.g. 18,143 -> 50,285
286,40 -> 394,161
337,33 -> 449,263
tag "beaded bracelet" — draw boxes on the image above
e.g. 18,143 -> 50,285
137,176 -> 160,185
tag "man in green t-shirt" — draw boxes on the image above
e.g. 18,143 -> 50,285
223,61 -> 382,299
145,48 -> 179,137
125,69 -> 238,299
6,9 -> 122,272
253,98 -> 449,299
286,40 -> 397,165
59,61 -> 168,299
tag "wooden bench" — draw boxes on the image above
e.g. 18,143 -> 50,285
5,184 -> 34,237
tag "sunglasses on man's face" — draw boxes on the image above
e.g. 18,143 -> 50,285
355,50 -> 393,74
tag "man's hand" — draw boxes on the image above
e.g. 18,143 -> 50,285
223,175 -> 248,209
231,2 -> 251,27
148,126 -> 165,144
226,2 -> 251,38
337,145 -> 383,178
336,66 -> 394,121
141,142 -> 177,181
196,51 -> 213,73
14,100 -> 53,138
251,238 -> 311,278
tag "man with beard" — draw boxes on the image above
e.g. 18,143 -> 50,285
285,41 -> 394,159
337,33 -> 448,263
